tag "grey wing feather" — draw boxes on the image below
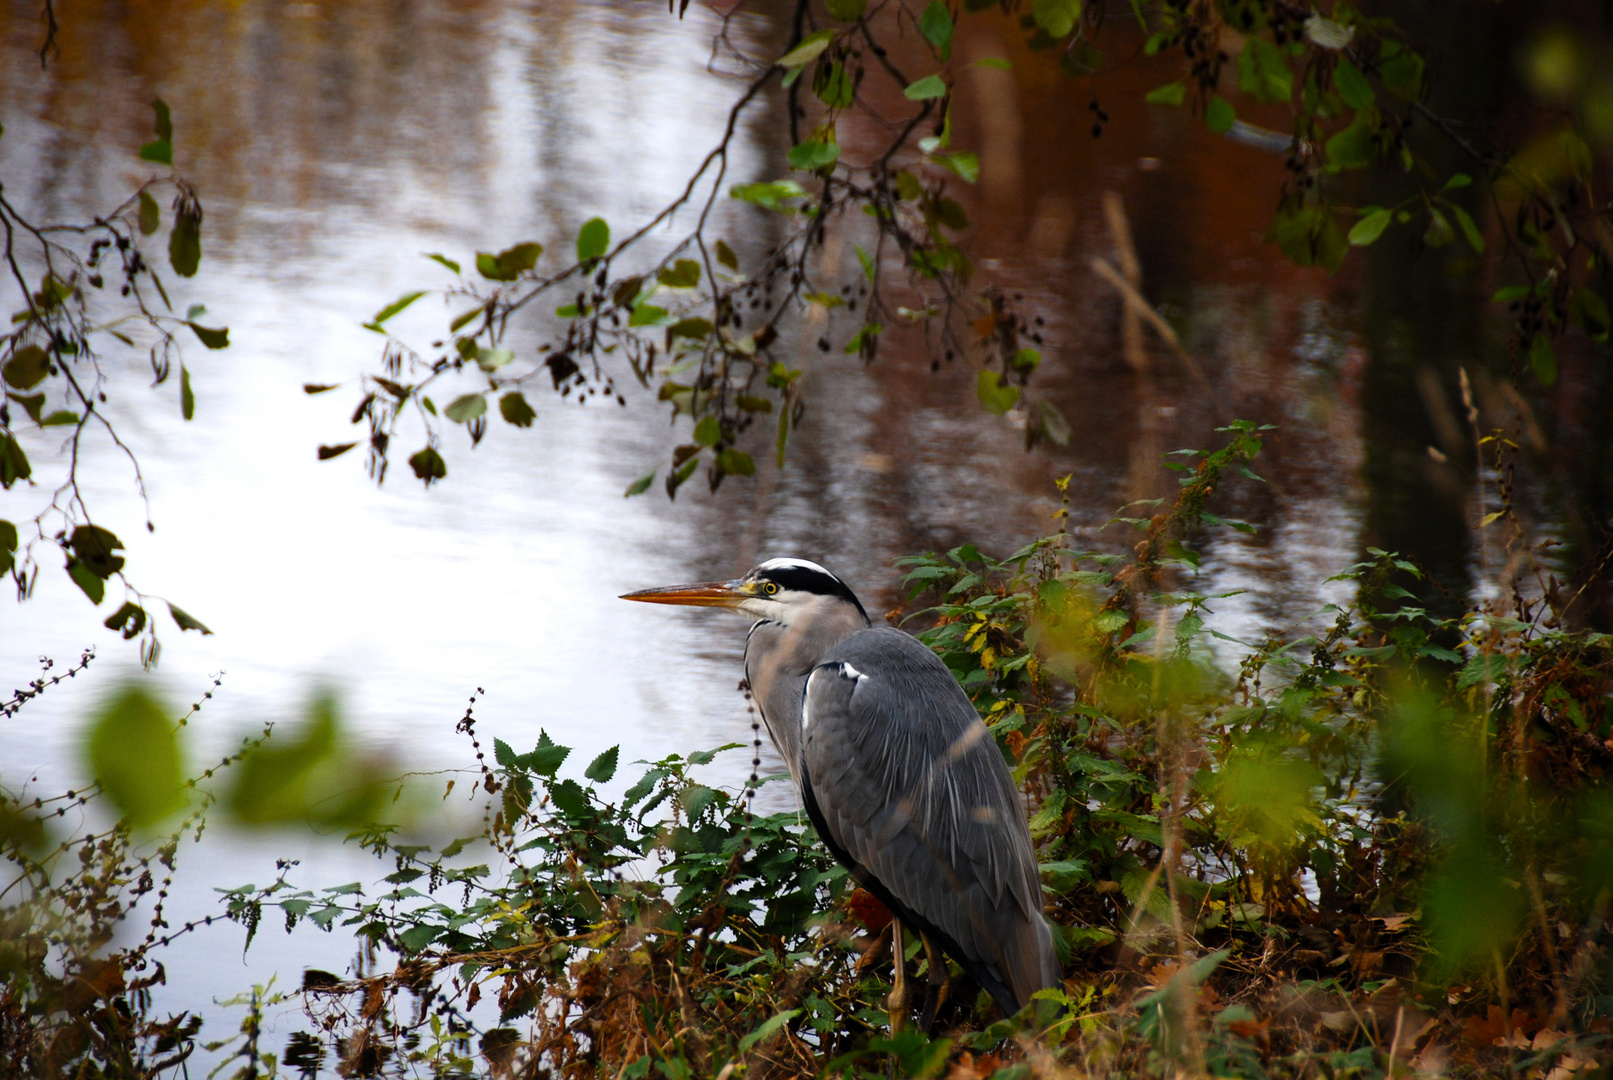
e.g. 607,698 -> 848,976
800,627 -> 1059,1014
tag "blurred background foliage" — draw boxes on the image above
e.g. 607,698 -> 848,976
2,0 -> 1613,1076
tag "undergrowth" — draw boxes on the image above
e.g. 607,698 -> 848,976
4,421 -> 1612,1079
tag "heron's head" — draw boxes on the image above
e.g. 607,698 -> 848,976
621,557 -> 870,627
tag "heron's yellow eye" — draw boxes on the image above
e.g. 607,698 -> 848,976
763,582 -> 779,595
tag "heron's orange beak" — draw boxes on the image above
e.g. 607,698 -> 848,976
619,579 -> 751,608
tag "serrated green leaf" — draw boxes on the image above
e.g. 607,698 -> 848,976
584,746 -> 619,783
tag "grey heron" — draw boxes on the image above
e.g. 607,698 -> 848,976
622,558 -> 1059,1025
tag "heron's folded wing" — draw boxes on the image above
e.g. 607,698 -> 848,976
800,630 -> 1052,1011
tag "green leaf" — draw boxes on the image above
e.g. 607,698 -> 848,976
584,746 -> 620,783
66,559 -> 104,604
0,433 -> 31,488
8,392 -> 44,424
138,140 -> 172,165
152,98 -> 172,142
371,291 -> 425,325
1530,334 -> 1557,386
493,738 -> 517,768
1325,107 -> 1377,170
497,241 -> 542,276
1441,172 -> 1473,191
1237,37 -> 1292,103
499,392 -> 536,427
40,410 -> 79,427
855,244 -> 876,283
138,191 -> 160,235
577,217 -> 610,262
624,468 -> 656,497
919,1 -> 953,58
669,318 -> 713,341
1569,287 -> 1611,342
1013,347 -> 1041,372
168,602 -> 213,634
408,446 -> 448,485
317,443 -> 358,460
975,57 -> 1011,69
628,304 -> 668,327
777,29 -> 834,68
1379,41 -> 1424,101
104,601 -> 147,640
904,74 -> 948,100
656,258 -> 701,288
1031,0 -> 1081,38
169,211 -> 201,278
450,305 -> 486,333
933,151 -> 979,183
729,180 -> 807,209
444,394 -> 487,423
399,925 -> 439,953
825,0 -> 866,19
186,322 -> 229,349
476,346 -> 514,372
425,252 -> 461,274
3,344 -> 50,390
693,416 -> 721,447
1205,94 -> 1236,134
1348,208 -> 1392,246
517,732 -> 571,777
715,239 -> 739,270
716,448 -> 755,476
180,365 -> 194,420
739,1010 -> 801,1053
85,685 -> 187,828
1448,203 -> 1484,253
1333,59 -> 1375,109
1492,285 -> 1531,303
788,139 -> 840,171
1145,80 -> 1186,107
71,525 -> 125,579
1,519 -> 19,575
977,370 -> 1020,415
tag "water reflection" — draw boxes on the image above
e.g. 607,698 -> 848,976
0,0 -> 1569,1046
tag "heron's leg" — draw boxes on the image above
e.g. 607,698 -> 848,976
887,917 -> 910,1034
917,931 -> 951,1032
